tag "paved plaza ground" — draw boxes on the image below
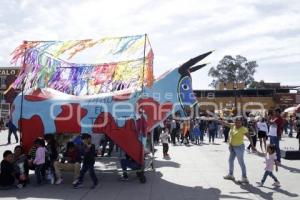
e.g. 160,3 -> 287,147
0,130 -> 299,200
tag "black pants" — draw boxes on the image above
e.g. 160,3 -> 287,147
200,134 -> 203,142
171,129 -> 177,144
247,135 -> 257,150
35,164 -> 44,184
163,143 -> 169,155
208,130 -> 215,143
77,163 -> 98,185
8,130 -> 18,143
223,130 -> 229,142
176,131 -> 180,142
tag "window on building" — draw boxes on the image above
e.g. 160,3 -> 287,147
0,76 -> 6,89
0,92 -> 4,103
0,103 -> 10,119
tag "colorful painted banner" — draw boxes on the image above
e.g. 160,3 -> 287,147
11,35 -> 153,95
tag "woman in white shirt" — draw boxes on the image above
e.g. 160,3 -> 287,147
257,118 -> 269,152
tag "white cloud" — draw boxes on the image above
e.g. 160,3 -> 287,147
0,0 -> 299,89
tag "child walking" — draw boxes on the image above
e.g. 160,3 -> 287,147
199,127 -> 204,144
258,144 -> 280,187
160,127 -> 170,158
73,134 -> 98,189
193,124 -> 201,145
33,138 -> 46,185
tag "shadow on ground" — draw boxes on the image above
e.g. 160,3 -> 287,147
279,164 -> 300,174
0,169 -> 252,200
230,182 -> 298,200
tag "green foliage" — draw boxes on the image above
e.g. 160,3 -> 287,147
208,55 -> 258,88
248,80 -> 266,89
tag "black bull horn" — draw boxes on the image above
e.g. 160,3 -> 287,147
178,51 -> 213,75
189,63 -> 208,73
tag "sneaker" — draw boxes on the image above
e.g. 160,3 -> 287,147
16,184 -> 23,189
238,177 -> 249,184
73,182 -> 83,189
121,173 -> 129,181
72,180 -> 78,185
272,182 -> 281,187
50,176 -> 55,185
223,175 -> 235,181
55,178 -> 63,185
121,176 -> 129,181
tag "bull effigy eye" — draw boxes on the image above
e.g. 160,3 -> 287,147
182,84 -> 189,90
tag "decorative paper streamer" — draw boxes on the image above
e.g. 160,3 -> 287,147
11,35 -> 154,95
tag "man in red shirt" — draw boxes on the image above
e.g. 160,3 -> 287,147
270,108 -> 283,163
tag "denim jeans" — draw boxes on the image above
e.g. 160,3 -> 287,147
261,171 -> 278,184
120,159 -> 141,171
138,134 -> 147,149
289,125 -> 293,137
270,136 -> 281,163
228,144 -> 247,178
77,163 -> 98,185
247,135 -> 257,150
171,129 -> 177,144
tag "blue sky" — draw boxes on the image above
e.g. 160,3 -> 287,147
0,0 -> 299,89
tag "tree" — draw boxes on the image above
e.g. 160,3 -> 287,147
248,80 -> 267,89
248,80 -> 281,89
208,55 -> 258,88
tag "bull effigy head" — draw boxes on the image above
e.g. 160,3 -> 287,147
177,51 -> 213,115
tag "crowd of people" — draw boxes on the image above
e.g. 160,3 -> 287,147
153,108 -> 300,186
0,130 -> 148,190
1,108 -> 299,190
154,109 -> 300,153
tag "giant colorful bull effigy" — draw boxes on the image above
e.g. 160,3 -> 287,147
10,35 -> 212,164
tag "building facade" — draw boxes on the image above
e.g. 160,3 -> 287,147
0,67 -> 20,119
195,83 -> 300,117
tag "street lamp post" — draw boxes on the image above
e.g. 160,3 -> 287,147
234,70 -> 238,116
234,82 -> 238,116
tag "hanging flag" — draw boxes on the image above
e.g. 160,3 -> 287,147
11,35 -> 154,95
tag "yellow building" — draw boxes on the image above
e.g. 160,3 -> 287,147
194,85 -> 299,117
